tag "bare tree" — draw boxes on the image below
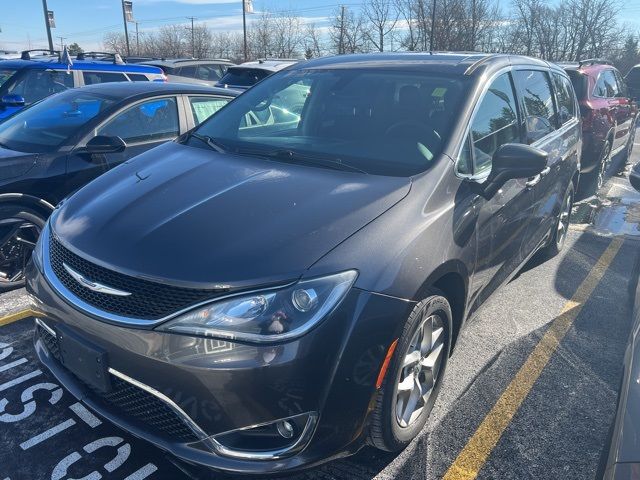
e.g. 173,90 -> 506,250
363,0 -> 399,51
329,6 -> 370,54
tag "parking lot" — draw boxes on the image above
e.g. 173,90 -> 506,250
1,140 -> 639,480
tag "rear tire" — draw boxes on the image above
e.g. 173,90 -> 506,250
541,183 -> 574,259
368,292 -> 452,452
0,204 -> 47,292
582,140 -> 611,195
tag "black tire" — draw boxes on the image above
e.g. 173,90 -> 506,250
582,140 -> 611,195
624,124 -> 636,161
0,204 -> 47,292
541,182 -> 574,259
368,291 -> 452,452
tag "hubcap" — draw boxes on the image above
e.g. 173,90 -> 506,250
395,313 -> 445,428
0,219 -> 41,284
556,191 -> 572,248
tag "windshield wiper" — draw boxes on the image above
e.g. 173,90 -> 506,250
188,132 -> 227,154
256,148 -> 367,174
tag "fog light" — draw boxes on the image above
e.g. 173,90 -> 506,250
292,288 -> 318,312
277,420 -> 295,439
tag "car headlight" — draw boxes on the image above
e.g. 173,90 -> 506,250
156,270 -> 358,343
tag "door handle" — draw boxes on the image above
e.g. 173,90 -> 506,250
539,166 -> 551,177
526,175 -> 541,188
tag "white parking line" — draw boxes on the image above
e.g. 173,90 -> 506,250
0,370 -> 41,392
124,464 -> 158,480
69,402 -> 102,428
20,419 -> 76,450
0,358 -> 27,373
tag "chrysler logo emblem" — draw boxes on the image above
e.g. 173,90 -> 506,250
63,263 -> 132,297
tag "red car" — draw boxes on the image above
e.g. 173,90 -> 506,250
563,60 -> 637,191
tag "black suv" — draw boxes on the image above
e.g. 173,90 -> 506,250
28,53 -> 580,475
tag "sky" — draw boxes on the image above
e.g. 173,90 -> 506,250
0,0 -> 355,52
0,0 -> 638,53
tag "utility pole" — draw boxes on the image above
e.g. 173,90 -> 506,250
187,17 -> 196,58
42,0 -> 54,53
339,5 -> 345,55
429,0 -> 436,51
242,0 -> 248,61
57,36 -> 66,50
121,0 -> 131,57
135,22 -> 139,55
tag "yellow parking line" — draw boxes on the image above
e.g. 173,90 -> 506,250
443,237 -> 624,480
0,309 -> 40,328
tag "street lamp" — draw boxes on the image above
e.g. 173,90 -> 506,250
122,0 -> 134,57
242,0 -> 253,61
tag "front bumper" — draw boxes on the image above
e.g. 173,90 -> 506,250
26,260 -> 413,474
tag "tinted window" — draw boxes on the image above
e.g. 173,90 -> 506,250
0,69 -> 17,89
218,68 -> 271,87
97,97 -> 179,144
466,72 -> 520,176
566,70 -> 586,100
8,69 -> 74,104
189,96 -> 231,126
83,71 -> 128,85
126,73 -> 149,82
614,70 -> 628,97
177,66 -> 197,78
0,90 -> 116,153
193,69 -> 470,176
195,65 -> 222,81
627,67 -> 640,83
514,70 -> 557,143
594,70 -> 618,98
552,73 -> 576,125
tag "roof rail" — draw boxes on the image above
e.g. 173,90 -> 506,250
21,49 -> 60,61
578,58 -> 612,67
463,53 -> 504,75
171,58 -> 233,64
77,52 -> 126,64
257,57 -> 301,63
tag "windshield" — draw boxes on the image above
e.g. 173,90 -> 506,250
0,68 -> 17,89
218,68 -> 271,87
0,90 -> 117,153
194,68 -> 468,176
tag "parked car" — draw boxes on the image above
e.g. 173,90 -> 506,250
27,53 -> 580,475
0,82 -> 238,290
215,58 -> 299,90
626,64 -> 640,100
604,161 -> 640,479
0,50 -> 165,120
562,59 -> 637,192
142,58 -> 235,86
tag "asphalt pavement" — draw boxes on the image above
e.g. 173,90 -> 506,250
1,139 -> 639,480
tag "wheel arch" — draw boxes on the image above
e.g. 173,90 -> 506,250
0,193 -> 55,219
414,260 -> 469,351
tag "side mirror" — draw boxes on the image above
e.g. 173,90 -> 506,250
489,143 -> 548,185
84,135 -> 126,154
630,162 -> 640,192
0,94 -> 25,108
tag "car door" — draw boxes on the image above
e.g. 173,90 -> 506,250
512,69 -> 576,252
463,71 -> 535,309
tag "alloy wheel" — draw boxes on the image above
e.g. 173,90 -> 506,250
0,218 -> 41,285
556,190 -> 572,249
395,313 -> 445,428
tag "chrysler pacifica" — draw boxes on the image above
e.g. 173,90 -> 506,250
27,53 -> 581,474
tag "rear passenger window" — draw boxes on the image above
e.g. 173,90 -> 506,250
83,71 -> 128,85
465,72 -> 520,176
594,70 -> 619,98
126,73 -> 149,82
514,70 -> 557,143
552,73 -> 576,125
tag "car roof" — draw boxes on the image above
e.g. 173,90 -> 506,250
559,60 -> 616,75
0,58 -> 163,74
145,59 -> 234,67
287,52 -> 557,76
74,81 -> 241,98
230,59 -> 299,72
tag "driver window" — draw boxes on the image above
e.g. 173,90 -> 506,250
514,70 -> 557,143
9,69 -> 73,104
97,97 -> 179,144
465,72 -> 520,176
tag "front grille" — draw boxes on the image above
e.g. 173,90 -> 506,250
37,327 -> 200,443
48,232 -> 222,320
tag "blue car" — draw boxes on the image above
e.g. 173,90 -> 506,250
0,50 -> 165,120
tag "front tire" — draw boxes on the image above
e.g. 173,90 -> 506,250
541,183 -> 574,259
368,292 -> 452,452
0,204 -> 47,292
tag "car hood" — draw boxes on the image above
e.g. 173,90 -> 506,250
52,142 -> 411,289
0,147 -> 37,182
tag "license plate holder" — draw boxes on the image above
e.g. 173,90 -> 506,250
58,327 -> 111,393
